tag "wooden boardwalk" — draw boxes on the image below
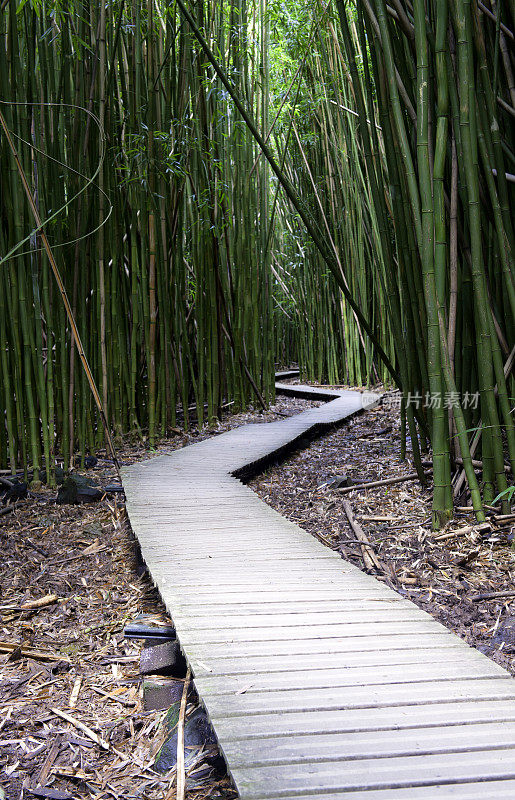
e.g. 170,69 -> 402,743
122,381 -> 515,799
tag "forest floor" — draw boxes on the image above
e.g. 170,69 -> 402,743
1,383 -> 514,799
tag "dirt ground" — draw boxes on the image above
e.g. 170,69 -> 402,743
1,383 -> 514,799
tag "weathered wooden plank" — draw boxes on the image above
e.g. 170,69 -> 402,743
146,573 -> 361,590
172,598 -> 414,614
137,541 -> 339,557
154,577 -> 371,591
164,588 -> 397,603
200,678 -> 515,716
211,700 -> 515,739
140,552 -> 340,567
188,646 -> 480,675
130,511 -> 272,522
176,609 -> 430,630
223,722 -> 515,766
241,781 -> 515,800
167,593 -> 404,608
181,633 -> 458,660
150,571 -> 375,586
273,370 -> 300,380
154,574 -> 389,591
274,382 -> 340,397
176,620 -> 448,644
231,750 -> 515,797
193,661 -> 506,694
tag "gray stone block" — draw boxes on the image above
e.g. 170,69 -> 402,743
140,640 -> 182,675
143,677 -> 185,711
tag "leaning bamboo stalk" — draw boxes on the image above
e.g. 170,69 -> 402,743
0,107 -> 119,472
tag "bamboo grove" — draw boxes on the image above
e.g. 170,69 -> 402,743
268,0 -> 515,525
334,0 -> 515,525
0,0 -> 514,526
0,0 -> 275,483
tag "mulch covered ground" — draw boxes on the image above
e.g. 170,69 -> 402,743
1,383 -> 514,798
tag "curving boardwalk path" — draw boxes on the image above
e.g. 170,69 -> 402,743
122,378 -> 515,799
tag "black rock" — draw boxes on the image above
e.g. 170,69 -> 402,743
104,484 -> 124,493
318,474 -> 352,490
39,466 -> 66,485
153,707 -> 218,774
0,478 -> 27,503
143,677 -> 184,711
56,475 -> 103,504
74,455 -> 98,469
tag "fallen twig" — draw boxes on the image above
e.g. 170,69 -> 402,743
68,677 -> 82,709
177,667 -> 191,800
0,500 -> 29,517
90,685 -> 137,707
51,707 -> 110,751
338,471 -> 432,494
471,590 -> 515,602
434,523 -> 491,542
51,766 -> 99,783
455,457 -> 511,473
456,505 -> 499,513
23,593 -> 58,610
165,667 -> 191,800
342,501 -> 383,573
36,736 -> 62,786
0,642 -> 70,663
